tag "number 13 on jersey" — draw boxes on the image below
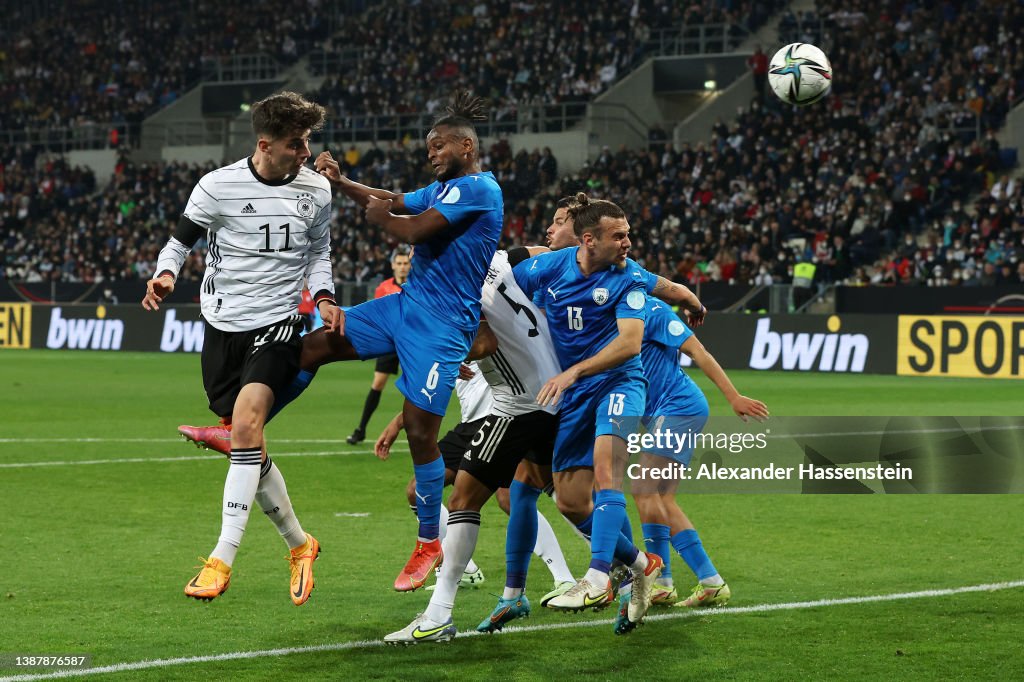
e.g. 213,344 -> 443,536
567,306 -> 583,331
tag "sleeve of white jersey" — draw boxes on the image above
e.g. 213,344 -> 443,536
154,237 -> 191,279
304,201 -> 335,297
182,177 -> 219,227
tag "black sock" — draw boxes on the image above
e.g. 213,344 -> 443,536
357,388 -> 382,431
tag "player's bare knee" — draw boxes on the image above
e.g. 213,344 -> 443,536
515,461 -> 549,489
632,493 -> 658,519
404,427 -> 438,464
447,486 -> 483,513
229,412 -> 263,448
555,494 -> 590,524
495,487 -> 511,514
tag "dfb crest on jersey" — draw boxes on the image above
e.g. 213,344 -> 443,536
592,287 -> 610,305
297,193 -> 315,218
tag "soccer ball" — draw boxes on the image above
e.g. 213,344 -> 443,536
767,43 -> 832,106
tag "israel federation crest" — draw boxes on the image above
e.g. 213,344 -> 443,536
297,194 -> 315,218
592,287 -> 609,305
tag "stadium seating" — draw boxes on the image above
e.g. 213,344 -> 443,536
2,0 -> 1021,288
0,1 -> 331,148
309,0 -> 783,139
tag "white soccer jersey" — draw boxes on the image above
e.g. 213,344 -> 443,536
456,360 -> 494,423
477,250 -> 561,417
156,158 -> 334,332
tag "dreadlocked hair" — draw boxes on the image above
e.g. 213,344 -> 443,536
568,192 -> 626,238
432,91 -> 489,129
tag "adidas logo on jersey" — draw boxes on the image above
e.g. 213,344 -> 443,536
241,203 -> 257,214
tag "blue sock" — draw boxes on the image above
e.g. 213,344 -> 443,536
590,489 -> 628,574
642,523 -> 673,582
267,369 -> 316,423
575,511 -> 593,541
613,529 -> 640,567
412,457 -> 445,540
671,529 -> 717,581
505,481 -> 541,589
620,510 -> 634,543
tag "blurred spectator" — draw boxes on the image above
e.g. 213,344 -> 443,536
746,45 -> 769,102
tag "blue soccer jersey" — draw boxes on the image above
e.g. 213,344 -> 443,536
641,296 -> 703,414
512,247 -> 648,382
402,172 -> 504,331
641,296 -> 708,464
627,257 -> 659,295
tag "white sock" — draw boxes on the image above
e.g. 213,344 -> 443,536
583,567 -> 609,586
702,573 -> 724,586
425,510 -> 480,624
534,511 -> 574,584
255,457 -> 307,550
438,505 -> 478,574
501,581 -> 524,598
212,449 -> 262,565
629,551 -> 650,573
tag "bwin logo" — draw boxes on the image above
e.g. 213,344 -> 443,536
46,307 -> 124,350
160,309 -> 204,352
749,317 -> 869,372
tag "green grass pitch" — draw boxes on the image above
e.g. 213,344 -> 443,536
1,350 -> 1021,680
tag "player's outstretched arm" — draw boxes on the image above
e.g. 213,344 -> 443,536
651,276 -> 705,327
466,320 -> 497,360
537,317 -> 644,406
141,274 -> 175,311
314,151 -> 407,212
375,412 -> 405,461
365,197 -> 450,244
143,217 -> 205,311
680,335 -> 769,421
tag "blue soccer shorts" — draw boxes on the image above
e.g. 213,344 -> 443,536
342,293 -> 474,415
642,387 -> 710,466
552,373 -> 646,472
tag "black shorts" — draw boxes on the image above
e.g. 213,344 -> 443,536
201,315 -> 305,418
437,418 -> 488,472
459,410 -> 558,492
375,354 -> 400,375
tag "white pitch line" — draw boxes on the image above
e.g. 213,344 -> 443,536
2,580 -> 1021,682
0,448 -> 409,469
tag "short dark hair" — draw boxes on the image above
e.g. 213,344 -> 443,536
568,192 -> 626,238
251,91 -> 326,140
391,244 -> 412,260
555,195 -> 580,211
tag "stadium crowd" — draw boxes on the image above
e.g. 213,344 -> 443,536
1,0 -> 784,149
3,0 -> 1023,289
311,0 -> 782,138
0,0 -> 332,144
